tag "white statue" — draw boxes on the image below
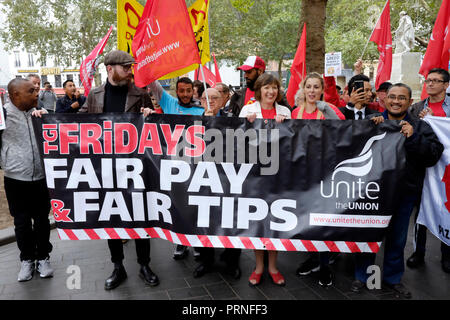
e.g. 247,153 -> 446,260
394,11 -> 415,54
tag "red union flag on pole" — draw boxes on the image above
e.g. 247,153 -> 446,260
419,0 -> 450,99
213,52 -> 222,83
369,0 -> 392,90
132,0 -> 201,87
287,23 -> 307,107
194,65 -> 216,87
80,25 -> 113,96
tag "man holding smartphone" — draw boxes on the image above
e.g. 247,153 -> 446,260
339,74 -> 380,120
39,82 -> 57,113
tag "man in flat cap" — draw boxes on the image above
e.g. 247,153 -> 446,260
80,50 -> 158,290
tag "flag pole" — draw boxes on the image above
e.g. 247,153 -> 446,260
200,64 -> 211,110
360,0 -> 389,60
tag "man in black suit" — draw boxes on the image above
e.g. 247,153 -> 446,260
339,74 -> 381,119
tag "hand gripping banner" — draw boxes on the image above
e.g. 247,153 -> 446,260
33,115 -> 406,253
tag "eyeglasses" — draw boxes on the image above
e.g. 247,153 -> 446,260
424,79 -> 446,84
387,95 -> 408,102
120,65 -> 133,72
201,96 -> 220,101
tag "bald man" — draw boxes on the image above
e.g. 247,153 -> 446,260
1,78 -> 53,282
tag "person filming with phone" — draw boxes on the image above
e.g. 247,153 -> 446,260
339,74 -> 380,120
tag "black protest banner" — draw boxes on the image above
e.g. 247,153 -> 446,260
32,114 -> 405,253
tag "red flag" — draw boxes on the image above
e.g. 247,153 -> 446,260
195,65 -> 217,87
132,0 -> 201,88
212,53 -> 222,83
369,0 -> 392,91
287,23 -> 307,107
419,0 -> 450,99
80,25 -> 113,96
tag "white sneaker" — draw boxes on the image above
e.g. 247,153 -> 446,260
18,260 -> 35,282
36,258 -> 54,278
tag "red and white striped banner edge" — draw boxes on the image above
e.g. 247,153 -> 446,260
57,227 -> 382,253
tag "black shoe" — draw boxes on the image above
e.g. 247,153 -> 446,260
193,263 -> 212,278
104,265 -> 127,290
318,266 -> 332,287
173,245 -> 188,260
139,265 -> 159,286
225,265 -> 242,280
350,280 -> 366,293
406,252 -> 425,269
442,259 -> 450,273
296,257 -> 320,276
383,282 -> 412,299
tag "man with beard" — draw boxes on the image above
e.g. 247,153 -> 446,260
147,77 -> 204,115
229,56 -> 290,116
55,79 -> 86,113
79,50 -> 158,290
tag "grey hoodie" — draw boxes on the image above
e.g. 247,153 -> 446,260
0,102 -> 45,181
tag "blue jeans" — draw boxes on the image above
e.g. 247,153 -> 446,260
354,194 -> 418,284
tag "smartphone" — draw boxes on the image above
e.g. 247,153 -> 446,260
353,80 -> 364,93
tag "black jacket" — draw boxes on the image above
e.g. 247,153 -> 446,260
338,105 -> 381,120
381,110 -> 444,197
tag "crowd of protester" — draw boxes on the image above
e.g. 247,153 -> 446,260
0,50 -> 449,299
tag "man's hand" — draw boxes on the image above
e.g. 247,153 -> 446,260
419,107 -> 433,119
32,109 -> 48,118
75,89 -> 81,99
349,88 -> 365,106
246,113 -> 257,123
141,107 -> 156,117
400,120 -> 414,138
354,59 -> 363,75
204,109 -> 214,116
371,116 -> 384,125
71,101 -> 80,109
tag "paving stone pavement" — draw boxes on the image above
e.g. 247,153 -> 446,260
0,217 -> 449,300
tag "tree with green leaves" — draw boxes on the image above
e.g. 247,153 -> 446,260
1,0 -> 117,66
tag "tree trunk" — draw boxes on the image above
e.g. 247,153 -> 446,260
300,0 -> 328,74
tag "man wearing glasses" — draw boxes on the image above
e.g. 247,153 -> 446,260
350,83 -> 444,298
407,68 -> 450,273
410,68 -> 450,119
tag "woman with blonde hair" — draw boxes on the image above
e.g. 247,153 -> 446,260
239,73 -> 290,287
292,72 -> 344,120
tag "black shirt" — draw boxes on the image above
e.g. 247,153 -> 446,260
104,79 -> 128,113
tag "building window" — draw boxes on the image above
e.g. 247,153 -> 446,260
66,74 -> 73,81
14,52 -> 21,67
28,53 -> 34,67
55,75 -> 62,88
41,75 -> 48,85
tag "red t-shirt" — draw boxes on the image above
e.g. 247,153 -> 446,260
428,100 -> 447,117
292,107 -> 325,119
261,107 -> 277,119
244,88 -> 256,105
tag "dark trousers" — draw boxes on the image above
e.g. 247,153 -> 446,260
355,194 -> 418,284
414,216 -> 450,260
4,177 -> 52,261
198,247 -> 241,268
108,239 -> 151,265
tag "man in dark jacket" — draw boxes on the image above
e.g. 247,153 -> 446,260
55,79 -> 86,113
80,50 -> 157,290
350,83 -> 444,298
339,74 -> 380,119
228,56 -> 290,116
